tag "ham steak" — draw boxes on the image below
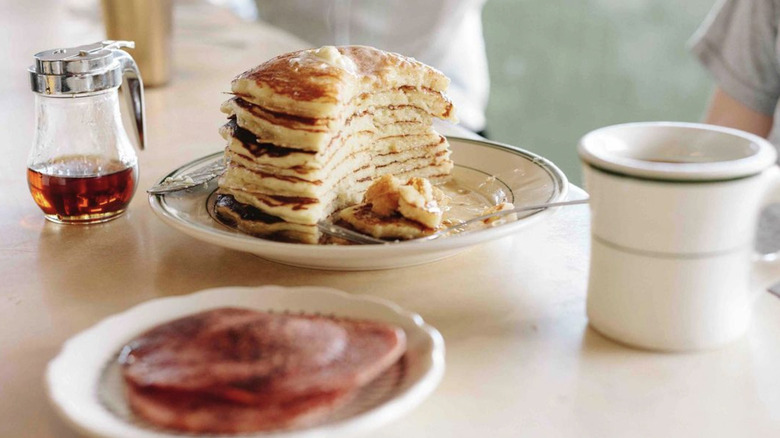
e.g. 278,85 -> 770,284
119,307 -> 406,433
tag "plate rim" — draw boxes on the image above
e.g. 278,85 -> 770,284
45,285 -> 446,438
147,136 -> 570,263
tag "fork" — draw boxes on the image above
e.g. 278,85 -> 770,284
319,197 -> 589,245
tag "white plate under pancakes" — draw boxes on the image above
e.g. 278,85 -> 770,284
148,137 -> 570,270
46,285 -> 445,438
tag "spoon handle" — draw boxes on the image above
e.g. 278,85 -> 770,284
147,159 -> 227,195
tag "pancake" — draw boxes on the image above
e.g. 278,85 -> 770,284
339,175 -> 449,240
214,45 -> 457,243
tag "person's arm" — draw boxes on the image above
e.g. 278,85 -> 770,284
704,87 -> 774,138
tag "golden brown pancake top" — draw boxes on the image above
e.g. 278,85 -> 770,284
232,46 -> 451,107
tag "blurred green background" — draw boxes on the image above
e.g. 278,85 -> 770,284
482,0 -> 715,184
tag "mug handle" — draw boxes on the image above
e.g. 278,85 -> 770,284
752,166 -> 780,293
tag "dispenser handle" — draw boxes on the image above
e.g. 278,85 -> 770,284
114,46 -> 146,150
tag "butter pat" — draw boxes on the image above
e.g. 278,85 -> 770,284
312,46 -> 357,74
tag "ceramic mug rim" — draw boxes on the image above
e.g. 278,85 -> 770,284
578,122 -> 777,182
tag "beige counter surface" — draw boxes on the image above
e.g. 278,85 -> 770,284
2,1 -> 780,437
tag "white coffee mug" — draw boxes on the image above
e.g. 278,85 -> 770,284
578,121 -> 780,351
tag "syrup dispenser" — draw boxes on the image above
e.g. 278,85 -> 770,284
27,40 -> 145,224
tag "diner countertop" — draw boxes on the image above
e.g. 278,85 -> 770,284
2,1 -> 780,437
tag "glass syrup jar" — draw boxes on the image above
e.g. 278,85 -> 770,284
27,40 -> 146,224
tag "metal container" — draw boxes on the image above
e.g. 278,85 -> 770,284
27,40 -> 146,224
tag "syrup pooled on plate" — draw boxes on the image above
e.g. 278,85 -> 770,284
27,155 -> 137,224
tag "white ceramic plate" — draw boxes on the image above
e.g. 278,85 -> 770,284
46,285 -> 444,438
148,137 -> 570,270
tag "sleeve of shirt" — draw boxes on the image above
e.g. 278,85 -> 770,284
690,0 -> 780,115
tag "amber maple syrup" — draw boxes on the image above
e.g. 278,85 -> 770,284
27,155 -> 138,224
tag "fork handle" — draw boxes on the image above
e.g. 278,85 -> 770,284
420,190 -> 590,241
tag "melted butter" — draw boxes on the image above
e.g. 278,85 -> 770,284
438,179 -> 496,227
289,46 -> 357,75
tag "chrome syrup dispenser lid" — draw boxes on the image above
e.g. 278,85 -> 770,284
29,40 -> 147,149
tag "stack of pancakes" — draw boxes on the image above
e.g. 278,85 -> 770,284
215,45 -> 456,243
